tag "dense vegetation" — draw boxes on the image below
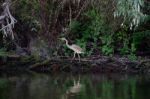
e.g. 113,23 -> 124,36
0,0 -> 150,61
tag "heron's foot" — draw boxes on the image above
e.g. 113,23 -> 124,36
71,58 -> 74,62
78,59 -> 81,63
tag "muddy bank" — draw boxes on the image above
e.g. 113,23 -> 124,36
0,55 -> 150,74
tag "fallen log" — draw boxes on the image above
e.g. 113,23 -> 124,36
27,56 -> 150,74
0,55 -> 149,74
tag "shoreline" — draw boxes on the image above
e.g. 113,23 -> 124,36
0,55 -> 149,74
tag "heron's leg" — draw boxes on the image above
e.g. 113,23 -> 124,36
71,52 -> 76,61
73,79 -> 76,85
77,75 -> 80,85
77,53 -> 80,62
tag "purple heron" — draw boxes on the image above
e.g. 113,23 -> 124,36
60,38 -> 84,62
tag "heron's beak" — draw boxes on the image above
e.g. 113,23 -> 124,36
59,38 -> 62,40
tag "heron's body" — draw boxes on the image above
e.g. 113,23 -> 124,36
68,44 -> 83,53
60,38 -> 84,62
68,80 -> 82,94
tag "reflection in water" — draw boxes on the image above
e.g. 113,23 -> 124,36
62,76 -> 84,99
66,77 -> 83,94
0,73 -> 150,99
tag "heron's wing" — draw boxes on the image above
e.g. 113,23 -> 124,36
71,44 -> 83,52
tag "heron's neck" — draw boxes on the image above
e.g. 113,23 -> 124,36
65,39 -> 70,47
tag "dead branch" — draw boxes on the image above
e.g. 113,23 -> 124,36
0,0 -> 17,39
74,0 -> 89,20
136,59 -> 150,67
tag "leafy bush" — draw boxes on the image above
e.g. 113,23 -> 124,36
69,8 -> 114,56
132,30 -> 150,51
100,35 -> 114,55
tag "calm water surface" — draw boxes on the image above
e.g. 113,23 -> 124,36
0,72 -> 150,99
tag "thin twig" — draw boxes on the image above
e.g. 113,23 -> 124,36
74,0 -> 88,20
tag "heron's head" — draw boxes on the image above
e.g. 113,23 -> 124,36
59,37 -> 67,41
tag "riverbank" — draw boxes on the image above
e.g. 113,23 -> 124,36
0,54 -> 150,74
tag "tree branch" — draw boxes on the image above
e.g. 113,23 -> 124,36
0,0 -> 17,39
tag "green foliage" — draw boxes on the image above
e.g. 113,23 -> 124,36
127,30 -> 150,60
120,39 -> 130,55
0,48 -> 8,57
128,53 -> 137,61
127,43 -> 137,61
68,5 -> 150,58
15,0 -> 40,21
100,35 -> 114,55
15,0 -> 41,31
82,8 -> 106,40
115,26 -> 129,55
68,8 -> 113,56
0,0 -> 149,61
69,20 -> 81,33
132,30 -> 150,50
80,8 -> 114,56
114,0 -> 147,29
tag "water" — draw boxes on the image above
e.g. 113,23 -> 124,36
0,72 -> 150,99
